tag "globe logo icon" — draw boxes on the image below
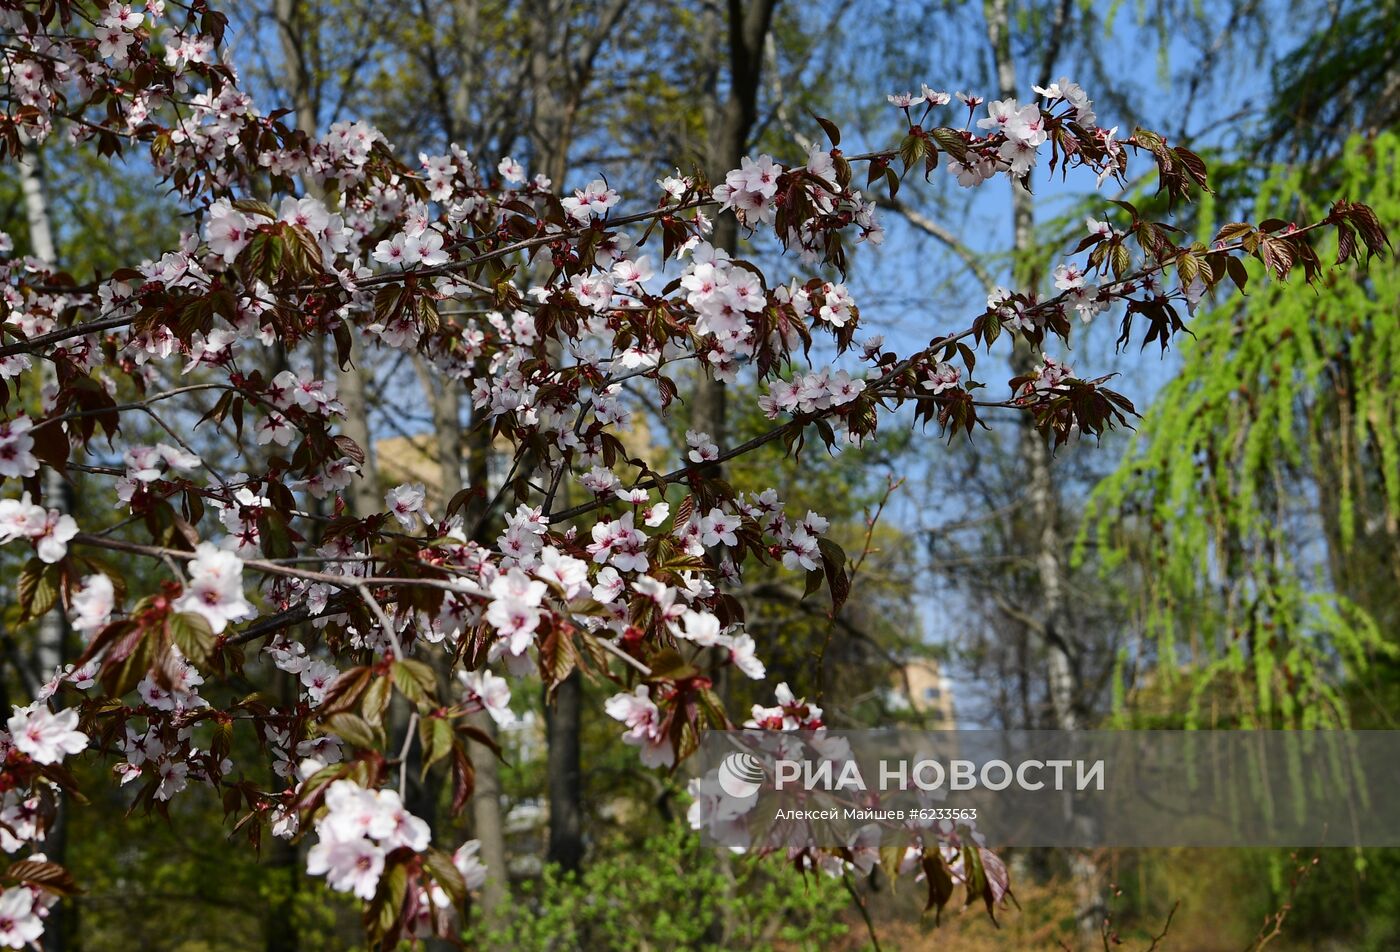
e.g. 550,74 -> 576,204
717,751 -> 766,798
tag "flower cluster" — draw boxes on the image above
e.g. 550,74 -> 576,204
459,668 -> 515,727
679,243 -> 770,376
714,154 -> 782,225
1053,259 -> 1108,321
172,543 -> 256,633
0,495 -> 77,564
0,416 -> 37,479
604,686 -> 673,768
306,780 -> 431,899
4,705 -> 89,767
69,575 -> 115,634
0,885 -> 47,949
761,368 -> 865,419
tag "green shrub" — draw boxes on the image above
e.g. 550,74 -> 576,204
465,826 -> 849,951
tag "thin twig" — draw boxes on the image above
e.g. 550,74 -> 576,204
1145,900 -> 1180,952
1247,851 -> 1319,951
397,711 -> 419,797
355,583 -> 406,661
596,635 -> 653,677
842,871 -> 883,952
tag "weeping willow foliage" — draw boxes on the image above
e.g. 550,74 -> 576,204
1078,133 -> 1400,729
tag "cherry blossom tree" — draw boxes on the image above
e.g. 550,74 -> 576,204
0,0 -> 1389,946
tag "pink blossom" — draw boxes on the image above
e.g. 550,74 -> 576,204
453,840 -> 488,891
6,705 -> 88,765
385,483 -> 427,529
0,416 -> 38,479
172,543 -> 255,633
459,668 -> 514,727
0,888 -> 41,949
306,836 -> 385,900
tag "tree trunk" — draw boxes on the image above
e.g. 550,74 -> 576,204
465,711 -> 509,936
543,674 -> 583,872
404,357 -> 467,834
982,0 -> 1099,933
695,0 -> 779,457
19,136 -> 75,952
525,0 -> 587,875
697,5 -> 776,944
262,8 -> 332,950
411,11 -> 515,936
17,142 -> 67,679
264,691 -> 301,952
274,0 -> 378,520
334,363 -> 378,516
526,0 -> 569,189
462,400 -> 510,938
405,360 -> 468,951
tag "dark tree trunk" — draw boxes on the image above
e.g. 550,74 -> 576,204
543,672 -> 584,871
693,0 -> 779,455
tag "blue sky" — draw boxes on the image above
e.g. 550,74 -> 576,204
775,1 -> 1315,725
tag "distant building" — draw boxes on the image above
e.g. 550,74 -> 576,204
374,413 -> 656,513
891,657 -> 956,727
375,434 -> 453,505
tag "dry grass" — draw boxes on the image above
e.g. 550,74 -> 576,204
781,850 -> 1331,952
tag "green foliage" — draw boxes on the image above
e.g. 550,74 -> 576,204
464,825 -> 848,951
1079,133 -> 1400,728
1264,0 -> 1400,162
59,737 -> 365,951
0,138 -> 179,275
